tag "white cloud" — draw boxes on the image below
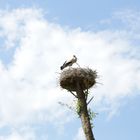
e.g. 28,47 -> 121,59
114,10 -> 140,32
0,9 -> 75,140
73,127 -> 85,140
0,127 -> 37,140
0,8 -> 139,139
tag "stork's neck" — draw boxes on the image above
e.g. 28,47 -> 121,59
74,55 -> 77,61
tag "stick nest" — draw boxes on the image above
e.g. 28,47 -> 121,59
60,68 -> 97,91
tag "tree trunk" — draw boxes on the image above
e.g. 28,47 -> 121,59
76,82 -> 95,140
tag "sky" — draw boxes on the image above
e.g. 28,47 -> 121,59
0,0 -> 140,140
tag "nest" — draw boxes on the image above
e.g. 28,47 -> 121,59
60,68 -> 97,91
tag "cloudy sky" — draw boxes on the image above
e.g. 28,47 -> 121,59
0,0 -> 140,140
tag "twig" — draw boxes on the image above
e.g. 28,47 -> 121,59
96,82 -> 103,85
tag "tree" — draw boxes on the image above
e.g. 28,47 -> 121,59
59,68 -> 97,140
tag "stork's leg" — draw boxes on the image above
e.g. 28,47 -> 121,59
76,63 -> 80,67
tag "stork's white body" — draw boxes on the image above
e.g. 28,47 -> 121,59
60,55 -> 77,70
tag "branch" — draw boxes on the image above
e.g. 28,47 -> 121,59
69,91 -> 78,98
85,88 -> 88,101
87,96 -> 94,105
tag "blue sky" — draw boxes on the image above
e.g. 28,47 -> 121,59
0,0 -> 139,140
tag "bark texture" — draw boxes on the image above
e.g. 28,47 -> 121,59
76,82 -> 95,140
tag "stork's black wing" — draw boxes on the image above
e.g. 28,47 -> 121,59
60,61 -> 67,70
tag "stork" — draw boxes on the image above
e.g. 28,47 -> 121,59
60,55 -> 77,70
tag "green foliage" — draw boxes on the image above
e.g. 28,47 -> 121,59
59,90 -> 98,128
88,108 -> 98,128
76,100 -> 82,116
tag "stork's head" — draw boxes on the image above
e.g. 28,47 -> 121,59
73,55 -> 77,62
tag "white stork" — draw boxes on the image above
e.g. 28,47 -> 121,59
60,55 -> 77,70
